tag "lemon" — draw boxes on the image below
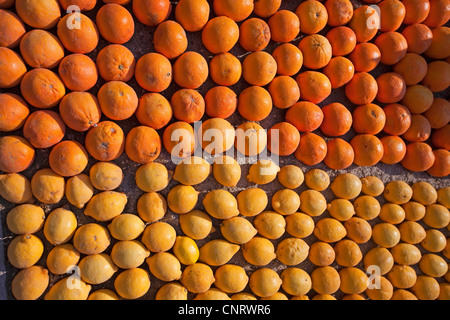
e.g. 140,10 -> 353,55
12,266 -> 49,300
247,159 -> 280,185
173,236 -> 199,265
334,239 -> 362,267
236,187 -> 268,217
167,185 -> 198,214
327,198 -> 355,221
65,174 -> 94,209
311,266 -> 340,295
137,192 -> 167,223
281,267 -> 311,296
45,277 -> 91,300
419,253 -> 448,278
304,169 -> 329,191
194,288 -> 231,300
135,162 -> 169,193
110,240 -> 150,269
88,289 -> 119,300
107,213 -> 145,241
220,216 -> 257,244
6,204 -> 45,235
384,180 -> 413,204
437,187 -> 450,208
339,267 -> 369,295
141,221 -> 176,252
8,234 -> 44,269
411,181 -> 438,205
391,243 -> 422,266
213,155 -> 241,187
364,247 -> 394,276
114,268 -> 151,300
277,165 -> 304,189
179,210 -> 212,240
402,201 -> 426,221
276,237 -> 309,265
173,156 -> 211,186
44,207 -> 77,246
147,252 -> 182,281
423,204 -> 450,228
308,242 -> 335,267
379,203 -> 405,224
199,239 -> 239,266
285,212 -> 315,238
360,175 -> 384,196
73,223 -> 111,255
78,253 -> 118,285
242,236 -> 276,266
180,263 -> 215,294
421,229 -> 447,252
331,173 -> 362,199
314,218 -> 347,243
299,189 -> 327,217
46,243 -> 80,275
398,221 -> 426,244
0,172 -> 33,204
84,191 -> 127,222
214,264 -> 249,294
249,268 -> 282,298
89,161 -> 123,191
203,189 -> 239,219
156,282 -> 188,300
253,211 -> 286,239
353,195 -> 381,220
372,223 -> 401,248
271,189 -> 300,215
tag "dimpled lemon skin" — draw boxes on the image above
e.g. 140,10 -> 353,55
285,212 -> 315,238
304,169 -> 329,191
247,160 -> 280,185
108,213 -> 145,241
137,192 -> 167,223
65,174 -> 94,209
339,267 -> 369,295
271,189 -> 300,215
253,211 -> 286,239
360,176 -> 384,196
314,218 -> 347,243
78,253 -> 118,285
214,264 -> 249,294
111,240 -> 150,269
213,155 -> 241,187
89,161 -> 123,191
331,173 -> 362,200
114,268 -> 151,300
372,223 -> 401,248
203,189 -> 240,219
6,204 -> 45,235
12,266 -> 49,300
384,180 -> 413,204
147,252 -> 182,282
141,222 -> 176,253
199,239 -> 240,266
46,243 -> 80,275
242,236 -> 276,266
249,268 -> 282,298
167,185 -> 198,214
220,216 -> 257,244
84,191 -> 128,222
278,165 -> 304,189
156,282 -> 188,300
43,207 -> 78,246
179,210 -> 212,240
73,223 -> 111,255
172,236 -> 199,265
276,237 -> 310,266
31,168 -> 65,204
180,263 -> 215,294
311,266 -> 341,295
299,189 -> 327,217
281,267 -> 312,296
7,234 -> 44,269
44,277 -> 92,300
236,188 -> 268,217
135,162 -> 169,193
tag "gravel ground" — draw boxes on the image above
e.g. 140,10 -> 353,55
0,0 -> 449,300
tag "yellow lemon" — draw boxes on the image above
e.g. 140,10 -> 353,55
277,165 -> 304,189
114,268 -> 151,300
107,213 -> 145,241
7,234 -> 44,269
173,236 -> 199,265
44,207 -> 77,246
89,161 -> 123,191
65,174 -> 94,209
135,162 -> 169,193
220,216 -> 257,244
84,191 -> 127,222
147,252 -> 182,281
179,210 -> 212,240
12,266 -> 49,300
236,187 -> 268,217
0,172 -> 33,204
6,204 -> 45,235
199,239 -> 239,266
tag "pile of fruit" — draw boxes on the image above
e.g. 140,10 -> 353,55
0,0 -> 448,300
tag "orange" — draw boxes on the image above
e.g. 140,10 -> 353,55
133,0 -> 171,27
323,138 -> 354,170
237,86 -> 273,122
202,16 -> 239,54
272,43 -> 303,76
125,126 -> 162,164
423,98 -> 450,129
348,42 -> 381,72
0,0 -> 13,8
20,29 -> 64,69
0,136 -> 35,173
401,23 -> 433,54
175,0 -> 210,32
326,26 -> 357,56
135,53 -> 172,92
352,104 -> 386,135
431,124 -> 450,150
423,0 -> 450,27
286,101 -> 324,133
324,0 -> 354,26
296,71 -> 331,104
392,53 -> 428,85
349,5 -> 380,43
136,93 -> 173,130
345,72 -> 378,105
294,132 -> 327,166
402,0 -> 431,24
59,92 -> 101,132
383,103 -> 412,136
378,0 -> 406,32
57,13 -> 99,54
20,68 -> 65,109
213,0 -> 254,22
59,0 -> 97,11
268,76 -> 300,109
402,114 -> 431,142
96,44 -> 136,82
96,3 -> 135,44
239,18 -> 271,52
401,142 -> 435,172
298,34 -> 332,70
322,56 -> 355,89
427,149 -> 450,177
153,20 -> 188,60
0,93 -> 29,132
163,121 -> 196,158
15,0 -> 60,29
205,86 -> 237,119
0,9 -> 26,48
380,136 -> 407,164
58,54 -> 98,92
253,0 -> 281,17
424,26 -> 450,59
85,121 -> 125,161
350,134 -> 384,166
23,110 -> 65,149
374,31 -> 408,65
422,60 -> 450,92
295,0 -> 328,34
268,10 -> 300,44
173,51 -> 208,89
49,141 -> 89,177
320,102 -> 353,137
401,84 -> 434,114
375,72 -> 407,104
97,81 -> 138,121
171,89 -> 205,123
0,47 -> 27,88
242,51 -> 277,86
209,53 -> 242,86
267,122 -> 301,156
